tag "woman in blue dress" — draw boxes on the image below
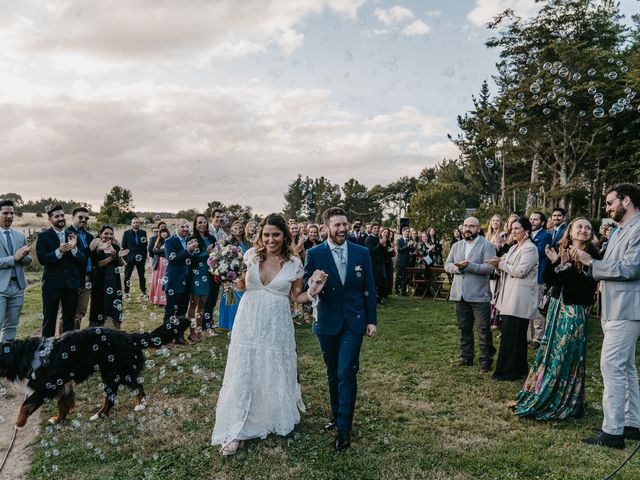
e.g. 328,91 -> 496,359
187,214 -> 216,343
218,220 -> 248,333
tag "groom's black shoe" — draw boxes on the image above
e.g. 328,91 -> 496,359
323,420 -> 337,432
592,426 -> 640,441
335,430 -> 351,452
582,431 -> 625,449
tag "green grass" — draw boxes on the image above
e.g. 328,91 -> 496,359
10,283 -> 640,480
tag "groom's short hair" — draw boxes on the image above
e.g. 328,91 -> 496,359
322,207 -> 347,224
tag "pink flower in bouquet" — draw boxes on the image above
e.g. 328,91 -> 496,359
207,257 -> 217,267
226,271 -> 237,281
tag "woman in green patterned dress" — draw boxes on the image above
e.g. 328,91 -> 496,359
512,218 -> 600,419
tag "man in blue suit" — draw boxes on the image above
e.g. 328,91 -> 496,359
549,207 -> 567,248
163,222 -> 198,344
304,207 -> 377,451
529,211 -> 553,348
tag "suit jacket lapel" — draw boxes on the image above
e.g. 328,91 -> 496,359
466,239 -> 482,260
322,242 -> 342,286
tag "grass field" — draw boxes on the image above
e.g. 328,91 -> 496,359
9,283 -> 640,480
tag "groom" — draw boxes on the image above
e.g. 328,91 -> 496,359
304,207 -> 377,451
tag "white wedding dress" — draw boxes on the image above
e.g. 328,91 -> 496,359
211,248 -> 305,448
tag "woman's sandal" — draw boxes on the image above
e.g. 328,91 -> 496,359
221,440 -> 244,457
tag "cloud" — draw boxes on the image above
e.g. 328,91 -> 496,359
425,10 -> 443,17
1,84 -> 456,212
401,20 -> 431,36
3,0 -> 368,69
374,6 -> 415,26
467,0 -> 540,27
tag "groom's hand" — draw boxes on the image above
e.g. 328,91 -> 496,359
366,324 -> 376,338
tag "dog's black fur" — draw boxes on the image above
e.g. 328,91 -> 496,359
0,318 -> 190,427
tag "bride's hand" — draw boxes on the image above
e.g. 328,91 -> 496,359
309,270 -> 328,296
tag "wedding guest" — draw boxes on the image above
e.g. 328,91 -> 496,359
347,219 -> 367,246
208,209 -> 228,242
395,227 -> 411,296
89,225 -> 127,329
147,221 -> 167,259
380,228 -> 395,299
149,227 -> 170,306
36,205 -> 85,337
451,228 -> 463,245
63,207 -> 94,331
319,225 -> 329,243
573,184 -> 640,449
488,216 -> 538,381
408,229 -> 420,267
205,209 -> 226,332
513,217 -> 600,419
365,223 -> 389,306
528,211 -> 553,349
304,224 -> 322,251
445,216 -> 496,372
486,215 -> 504,245
0,200 -> 32,341
164,222 -> 199,345
121,216 -> 148,298
495,213 -> 519,256
425,227 -> 443,265
299,222 -> 309,240
289,222 -> 306,262
245,220 -> 258,246
365,223 -> 372,235
218,220 -> 247,333
549,207 -> 568,248
187,214 -> 216,342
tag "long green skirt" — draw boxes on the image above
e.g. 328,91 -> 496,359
513,296 -> 588,420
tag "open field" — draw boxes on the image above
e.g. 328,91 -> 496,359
2,284 -> 638,479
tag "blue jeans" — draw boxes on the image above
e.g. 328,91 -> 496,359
317,326 -> 364,432
0,279 -> 25,341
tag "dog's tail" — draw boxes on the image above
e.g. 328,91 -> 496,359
132,317 -> 191,349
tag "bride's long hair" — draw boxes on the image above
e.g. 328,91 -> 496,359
254,213 -> 293,263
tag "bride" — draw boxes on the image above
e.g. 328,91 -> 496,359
211,213 -> 327,456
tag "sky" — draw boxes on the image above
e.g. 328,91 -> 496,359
1,0 -> 638,214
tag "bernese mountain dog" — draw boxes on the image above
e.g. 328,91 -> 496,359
0,317 -> 189,427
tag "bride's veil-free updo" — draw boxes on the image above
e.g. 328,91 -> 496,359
254,213 -> 293,263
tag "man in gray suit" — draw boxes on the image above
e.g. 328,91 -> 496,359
572,183 -> 640,449
445,216 -> 497,372
0,199 -> 32,341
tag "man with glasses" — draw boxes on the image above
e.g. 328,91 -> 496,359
0,199 -> 32,341
572,183 -> 640,449
347,218 -> 367,246
58,207 -> 95,331
445,216 -> 497,372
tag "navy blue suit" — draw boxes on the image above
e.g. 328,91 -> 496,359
36,227 -> 86,337
532,229 -> 552,284
304,241 -> 377,432
163,235 -> 197,322
549,223 -> 567,249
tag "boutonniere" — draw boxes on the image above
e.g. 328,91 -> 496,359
355,265 -> 362,277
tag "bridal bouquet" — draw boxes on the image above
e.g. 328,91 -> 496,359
207,241 -> 246,305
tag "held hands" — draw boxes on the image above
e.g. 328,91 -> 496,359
186,239 -> 198,253
13,245 -> 30,261
568,245 -> 592,267
308,270 -> 328,296
454,260 -> 469,270
487,256 -> 501,268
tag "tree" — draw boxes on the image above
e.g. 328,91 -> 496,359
97,186 -> 135,225
175,208 -> 200,221
409,183 -> 467,238
340,178 -> 379,221
0,193 -> 24,216
283,175 -> 307,219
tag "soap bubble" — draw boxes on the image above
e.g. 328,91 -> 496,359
519,127 -> 528,135
593,108 -> 605,118
587,68 -> 596,76
485,158 -> 495,168
529,83 -> 540,94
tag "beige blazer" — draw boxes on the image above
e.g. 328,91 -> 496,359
591,212 -> 640,321
495,240 -> 539,319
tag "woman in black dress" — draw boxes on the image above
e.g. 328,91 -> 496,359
90,225 -> 128,329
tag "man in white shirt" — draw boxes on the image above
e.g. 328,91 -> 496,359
0,199 -> 32,341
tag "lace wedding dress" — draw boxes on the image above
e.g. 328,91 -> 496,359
211,248 -> 305,448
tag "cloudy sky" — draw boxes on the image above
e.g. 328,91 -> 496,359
1,0 -> 637,213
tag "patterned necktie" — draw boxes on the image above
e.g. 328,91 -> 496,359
4,231 -> 17,278
332,246 -> 347,284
